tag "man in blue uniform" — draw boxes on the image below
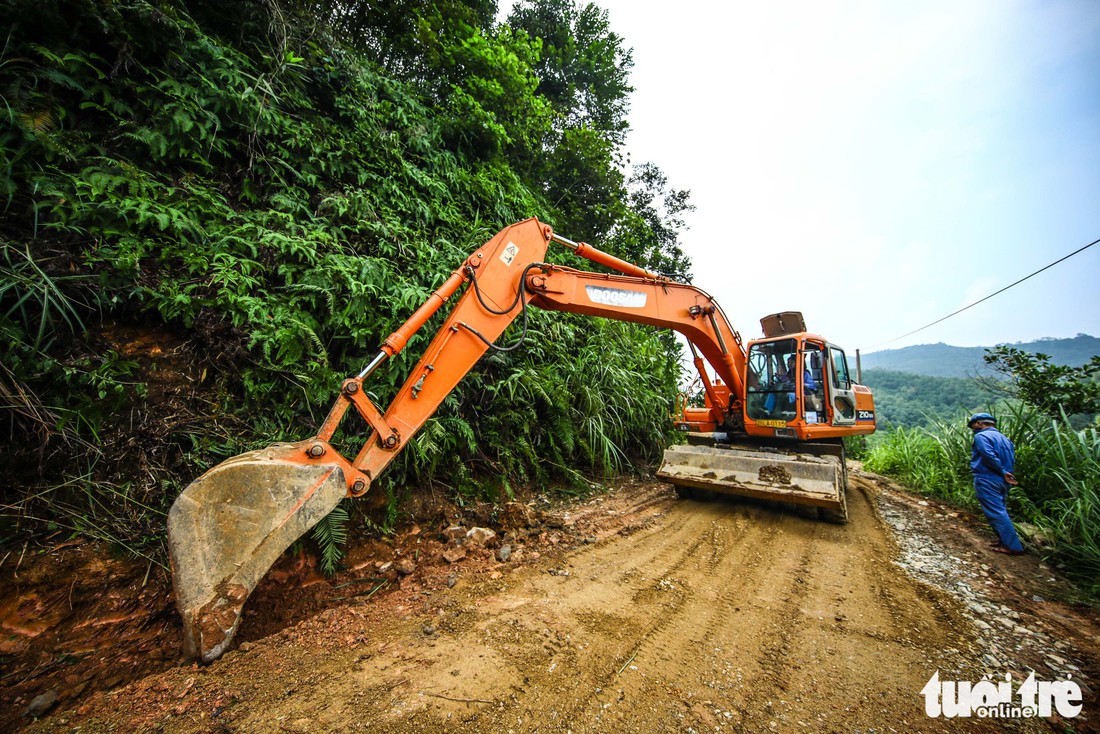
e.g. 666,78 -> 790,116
968,413 -> 1025,555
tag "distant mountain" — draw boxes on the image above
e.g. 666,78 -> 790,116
860,334 -> 1100,379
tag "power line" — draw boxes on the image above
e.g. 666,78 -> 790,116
870,236 -> 1100,349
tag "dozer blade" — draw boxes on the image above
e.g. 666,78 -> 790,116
167,441 -> 349,662
657,443 -> 847,521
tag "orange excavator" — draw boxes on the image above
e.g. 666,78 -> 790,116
168,218 -> 876,662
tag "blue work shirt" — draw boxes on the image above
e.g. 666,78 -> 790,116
970,427 -> 1015,478
781,369 -> 815,391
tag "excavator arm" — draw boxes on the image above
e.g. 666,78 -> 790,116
341,221 -> 749,484
525,265 -> 746,427
169,218 -> 748,662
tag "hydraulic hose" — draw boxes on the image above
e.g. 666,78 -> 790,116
460,262 -> 546,352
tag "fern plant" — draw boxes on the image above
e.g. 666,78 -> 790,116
310,500 -> 350,576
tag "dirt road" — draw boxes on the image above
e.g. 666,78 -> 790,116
14,473 -> 1096,733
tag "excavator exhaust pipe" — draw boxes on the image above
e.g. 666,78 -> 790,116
167,441 -> 351,662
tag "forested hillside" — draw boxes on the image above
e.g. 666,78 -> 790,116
860,336 -> 1099,427
859,368 -> 1001,428
862,334 -> 1100,378
0,0 -> 693,559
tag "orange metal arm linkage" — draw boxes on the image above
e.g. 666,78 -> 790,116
312,219 -> 554,493
314,266 -> 470,461
306,217 -> 745,497
687,341 -> 726,419
549,232 -> 663,280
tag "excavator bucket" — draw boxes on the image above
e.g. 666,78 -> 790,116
657,443 -> 848,521
167,441 -> 349,662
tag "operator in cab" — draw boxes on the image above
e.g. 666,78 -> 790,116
765,354 -> 815,413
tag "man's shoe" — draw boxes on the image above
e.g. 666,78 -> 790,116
991,546 -> 1025,556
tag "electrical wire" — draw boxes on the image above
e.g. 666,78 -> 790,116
871,236 -> 1099,348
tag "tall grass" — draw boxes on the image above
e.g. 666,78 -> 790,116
1043,422 -> 1100,586
866,406 -> 1100,596
863,425 -> 972,506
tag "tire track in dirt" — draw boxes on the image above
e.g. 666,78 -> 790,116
25,480 -> 1054,733
577,499 -> 825,731
546,505 -> 786,728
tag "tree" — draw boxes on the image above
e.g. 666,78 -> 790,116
612,163 -> 694,281
0,0 -> 689,555
507,0 -> 636,240
295,0 -> 497,78
981,346 -> 1100,418
508,0 -> 633,139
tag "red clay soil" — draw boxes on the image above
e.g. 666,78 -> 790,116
2,473 -> 1098,733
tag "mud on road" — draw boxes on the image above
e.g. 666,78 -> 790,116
8,474 -> 1100,733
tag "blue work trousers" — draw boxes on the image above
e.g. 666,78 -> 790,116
764,391 -> 795,413
973,476 -> 1023,552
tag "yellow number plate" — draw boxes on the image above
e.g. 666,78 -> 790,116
756,419 -> 788,428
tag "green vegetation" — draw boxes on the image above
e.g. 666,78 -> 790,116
860,368 -> 1001,428
0,0 -> 691,568
7,1 -> 1096,591
865,358 -> 1100,597
860,343 -> 1097,430
980,345 -> 1100,420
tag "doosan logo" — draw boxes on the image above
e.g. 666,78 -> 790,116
921,671 -> 1082,719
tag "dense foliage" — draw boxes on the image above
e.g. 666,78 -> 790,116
980,346 -> 1100,419
0,0 -> 692,564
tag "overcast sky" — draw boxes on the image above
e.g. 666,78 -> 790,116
589,0 -> 1099,354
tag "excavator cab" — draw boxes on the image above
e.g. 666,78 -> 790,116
658,311 -> 875,524
742,335 -> 872,439
745,338 -> 811,423
744,338 -> 832,428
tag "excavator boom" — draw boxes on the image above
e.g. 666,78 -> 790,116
167,218 -> 873,662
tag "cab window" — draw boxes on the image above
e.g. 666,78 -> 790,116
746,339 -> 798,420
831,348 -> 851,389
